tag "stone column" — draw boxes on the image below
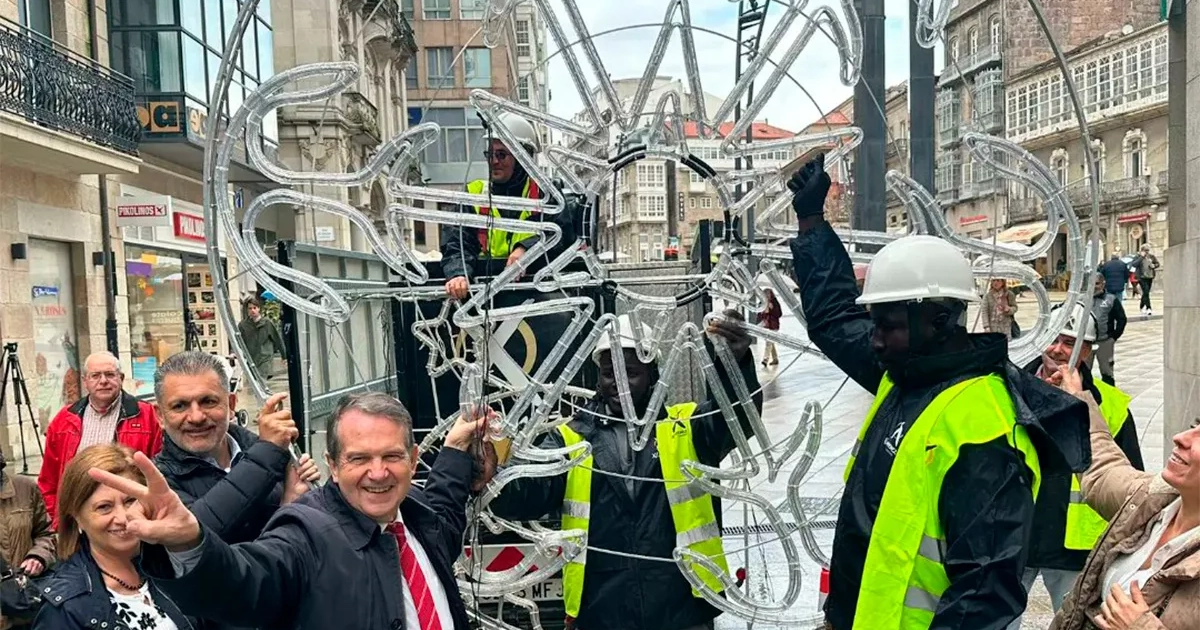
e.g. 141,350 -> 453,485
1164,0 -> 1197,458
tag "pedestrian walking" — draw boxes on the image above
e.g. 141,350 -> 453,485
1098,253 -> 1131,301
757,288 -> 782,366
1131,244 -> 1161,316
982,278 -> 1019,340
1086,276 -> 1127,386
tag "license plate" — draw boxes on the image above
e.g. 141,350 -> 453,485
490,578 -> 563,602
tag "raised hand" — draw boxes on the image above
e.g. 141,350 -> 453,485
87,451 -> 202,552
787,154 -> 832,220
707,309 -> 752,361
282,453 -> 321,504
258,393 -> 300,450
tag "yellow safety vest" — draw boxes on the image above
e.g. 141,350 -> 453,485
558,403 -> 729,618
466,178 -> 540,259
1064,380 -> 1131,551
845,374 -> 1043,630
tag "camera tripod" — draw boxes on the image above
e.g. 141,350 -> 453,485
0,342 -> 45,475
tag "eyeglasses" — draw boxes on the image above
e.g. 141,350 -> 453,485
483,150 -> 513,162
86,371 -> 122,381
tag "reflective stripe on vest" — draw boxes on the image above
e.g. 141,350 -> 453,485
1064,381 -> 1132,550
466,178 -> 539,258
558,403 -> 729,618
848,374 -> 1043,630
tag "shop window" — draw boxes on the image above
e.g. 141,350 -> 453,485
28,239 -> 81,423
126,245 -> 187,396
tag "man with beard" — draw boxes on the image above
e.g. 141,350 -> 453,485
1007,303 -> 1143,628
440,111 -> 577,300
785,155 -> 1090,630
153,351 -> 319,546
486,311 -> 759,630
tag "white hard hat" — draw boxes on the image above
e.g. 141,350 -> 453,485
592,314 -> 654,364
1054,302 -> 1098,343
856,236 -> 979,305
495,111 -> 540,154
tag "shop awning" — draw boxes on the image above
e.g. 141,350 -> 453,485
996,221 -> 1048,243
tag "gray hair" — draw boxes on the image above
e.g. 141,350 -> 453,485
327,392 -> 415,462
83,352 -> 121,375
154,351 -> 230,403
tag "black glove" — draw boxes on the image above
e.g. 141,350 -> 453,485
787,154 -> 832,220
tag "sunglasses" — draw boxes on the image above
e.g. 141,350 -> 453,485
483,150 -> 513,162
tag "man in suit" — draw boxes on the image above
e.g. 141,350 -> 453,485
90,391 -> 490,630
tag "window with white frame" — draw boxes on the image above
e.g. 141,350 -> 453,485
639,233 -> 650,261
936,88 -> 960,138
422,108 -> 485,164
701,197 -> 712,209
463,48 -> 491,88
1085,139 -> 1106,181
617,197 -> 630,221
968,27 -> 979,55
1050,149 -> 1069,186
989,15 -> 1001,46
405,55 -> 418,90
653,240 -> 663,260
636,163 -> 666,189
689,171 -> 703,184
517,76 -> 530,105
638,195 -> 667,220
422,0 -> 450,20
1008,32 -> 1169,140
936,152 -> 962,192
1124,129 -> 1147,178
689,197 -> 696,208
974,70 -> 1002,119
948,37 -> 959,63
515,20 -> 531,58
460,0 -> 486,19
426,47 -> 454,88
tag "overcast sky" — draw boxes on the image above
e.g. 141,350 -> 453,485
539,0 -> 944,134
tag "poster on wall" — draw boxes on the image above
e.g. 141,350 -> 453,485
29,240 -> 81,426
131,356 -> 158,397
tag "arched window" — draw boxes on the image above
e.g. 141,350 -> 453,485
1086,139 -> 1107,181
1123,129 -> 1148,178
1050,148 -> 1069,186
990,16 -> 1001,47
968,28 -> 980,56
949,37 -> 959,62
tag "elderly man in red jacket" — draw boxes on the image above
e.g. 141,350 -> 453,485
37,351 -> 161,528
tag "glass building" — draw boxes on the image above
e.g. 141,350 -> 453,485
108,0 -> 278,148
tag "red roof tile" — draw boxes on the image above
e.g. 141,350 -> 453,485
679,121 -> 796,139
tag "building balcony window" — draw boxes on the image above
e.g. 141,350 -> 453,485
1064,176 -> 1154,208
0,16 -> 141,156
940,43 -> 1002,86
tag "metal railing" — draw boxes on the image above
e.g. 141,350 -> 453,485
1008,197 -> 1042,223
940,43 -> 1002,85
0,17 -> 140,155
1065,176 -> 1154,207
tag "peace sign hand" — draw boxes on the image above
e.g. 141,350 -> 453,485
88,451 -> 203,552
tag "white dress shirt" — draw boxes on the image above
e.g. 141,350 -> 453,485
1102,497 -> 1200,594
384,511 -> 455,630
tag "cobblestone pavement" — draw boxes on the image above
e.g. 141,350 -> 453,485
714,308 -> 1165,630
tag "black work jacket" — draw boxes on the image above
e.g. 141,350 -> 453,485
142,449 -> 475,630
790,221 -> 1090,630
155,424 -> 290,546
34,541 -> 194,630
1020,358 -> 1144,571
489,353 -> 762,630
439,169 -> 578,281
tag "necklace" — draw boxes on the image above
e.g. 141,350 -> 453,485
98,567 -> 144,592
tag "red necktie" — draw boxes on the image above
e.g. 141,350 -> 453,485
387,522 -> 442,630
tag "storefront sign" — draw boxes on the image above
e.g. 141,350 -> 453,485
136,100 -> 183,136
116,195 -> 173,227
173,211 -> 207,242
960,214 -> 989,226
32,285 -> 59,298
1117,212 -> 1151,225
188,107 -> 209,143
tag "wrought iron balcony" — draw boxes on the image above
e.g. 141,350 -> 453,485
940,43 -> 1002,86
1100,176 -> 1151,203
1008,197 -> 1043,223
0,17 -> 140,155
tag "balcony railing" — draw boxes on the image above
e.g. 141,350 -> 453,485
1064,176 -> 1154,207
936,185 -> 959,203
940,43 -> 1002,85
1008,198 -> 1042,223
885,138 -> 910,160
0,18 -> 140,155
